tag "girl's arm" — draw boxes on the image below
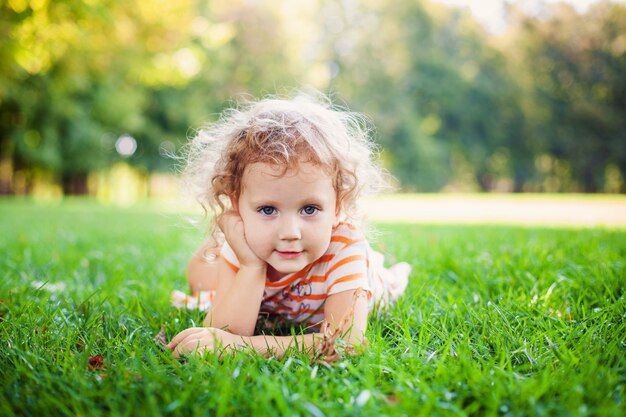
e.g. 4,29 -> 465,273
202,258 -> 265,336
169,288 -> 369,359
202,209 -> 267,336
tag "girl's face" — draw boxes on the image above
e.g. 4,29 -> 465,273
235,161 -> 340,280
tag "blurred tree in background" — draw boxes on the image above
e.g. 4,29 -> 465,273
511,2 -> 626,192
323,0 -> 533,191
0,0 -> 624,196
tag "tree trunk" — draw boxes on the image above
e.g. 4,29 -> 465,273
581,167 -> 599,193
62,173 -> 88,195
476,171 -> 493,192
0,177 -> 12,195
512,163 -> 530,193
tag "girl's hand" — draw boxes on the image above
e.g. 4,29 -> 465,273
167,327 -> 247,358
219,210 -> 265,269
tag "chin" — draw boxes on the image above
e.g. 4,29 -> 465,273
270,262 -> 306,275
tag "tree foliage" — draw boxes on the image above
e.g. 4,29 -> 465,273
512,2 -> 626,192
0,0 -> 624,194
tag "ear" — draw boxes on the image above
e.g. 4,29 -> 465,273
229,195 -> 239,213
333,201 -> 342,228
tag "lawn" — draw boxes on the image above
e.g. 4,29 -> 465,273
1,198 -> 624,416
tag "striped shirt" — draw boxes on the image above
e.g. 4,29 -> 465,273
221,222 -> 387,327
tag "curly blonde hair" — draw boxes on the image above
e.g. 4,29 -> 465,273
182,92 -> 388,235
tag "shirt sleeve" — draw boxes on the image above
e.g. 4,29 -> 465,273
324,226 -> 372,298
220,241 -> 240,272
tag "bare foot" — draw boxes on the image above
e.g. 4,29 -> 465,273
388,262 -> 411,300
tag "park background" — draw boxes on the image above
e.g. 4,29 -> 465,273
2,2 -> 626,416
2,0 -> 625,207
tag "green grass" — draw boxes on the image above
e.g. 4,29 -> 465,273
1,198 -> 624,416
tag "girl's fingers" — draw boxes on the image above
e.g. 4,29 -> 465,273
172,330 -> 219,358
219,212 -> 264,268
167,327 -> 205,349
218,210 -> 241,234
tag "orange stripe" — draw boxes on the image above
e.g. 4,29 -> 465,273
283,292 -> 326,302
264,291 -> 327,303
330,235 -> 360,246
326,273 -> 365,293
264,291 -> 288,305
300,275 -> 325,283
272,305 -> 320,315
316,254 -> 335,263
337,222 -> 356,230
325,254 -> 365,277
265,266 -> 310,288
223,257 -> 239,272
264,284 -> 329,305
264,253 -> 335,288
266,271 -> 328,288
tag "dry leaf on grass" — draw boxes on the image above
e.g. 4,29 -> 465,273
87,355 -> 106,371
153,325 -> 168,347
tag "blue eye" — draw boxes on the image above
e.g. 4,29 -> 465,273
301,205 -> 319,216
258,206 -> 276,216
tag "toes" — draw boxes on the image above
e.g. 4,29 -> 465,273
390,262 -> 412,280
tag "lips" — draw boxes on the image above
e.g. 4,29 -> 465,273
275,250 -> 303,259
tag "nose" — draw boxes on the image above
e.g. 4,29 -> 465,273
279,214 -> 301,241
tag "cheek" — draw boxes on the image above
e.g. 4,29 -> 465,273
310,218 -> 334,249
242,219 -> 271,251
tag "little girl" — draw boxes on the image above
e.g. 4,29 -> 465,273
167,93 -> 411,358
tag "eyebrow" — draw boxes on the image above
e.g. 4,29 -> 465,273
248,196 -> 329,208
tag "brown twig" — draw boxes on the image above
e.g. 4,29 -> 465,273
311,288 -> 368,364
